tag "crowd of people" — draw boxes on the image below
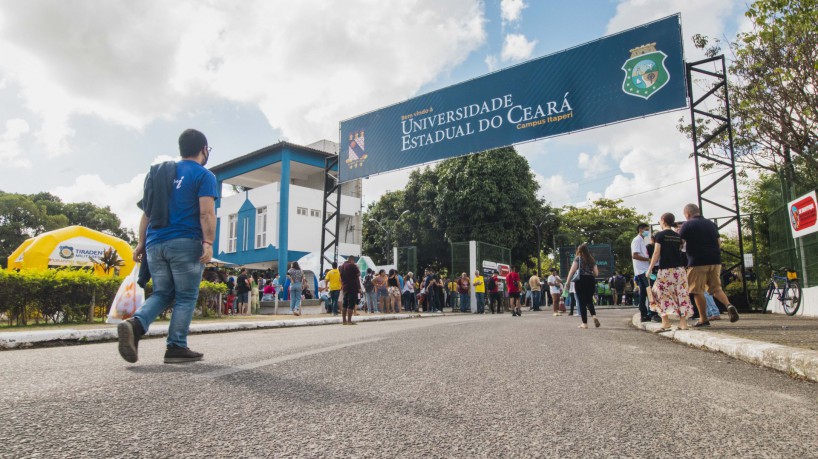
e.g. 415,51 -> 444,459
198,203 -> 742,333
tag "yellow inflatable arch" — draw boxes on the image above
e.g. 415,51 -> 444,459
7,226 -> 134,277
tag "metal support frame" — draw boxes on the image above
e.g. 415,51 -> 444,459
686,55 -> 749,308
319,155 -> 341,276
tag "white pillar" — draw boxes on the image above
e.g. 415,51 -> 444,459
393,246 -> 399,269
469,240 -> 477,313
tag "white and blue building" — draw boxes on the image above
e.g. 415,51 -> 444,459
209,140 -> 362,278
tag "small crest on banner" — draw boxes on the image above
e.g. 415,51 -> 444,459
621,42 -> 670,100
346,130 -> 367,169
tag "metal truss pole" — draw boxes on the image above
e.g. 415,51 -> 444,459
320,155 -> 341,276
686,55 -> 749,309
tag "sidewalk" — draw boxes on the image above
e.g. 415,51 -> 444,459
0,312 -> 445,350
632,312 -> 818,383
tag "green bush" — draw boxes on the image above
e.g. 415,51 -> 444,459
0,269 -> 227,326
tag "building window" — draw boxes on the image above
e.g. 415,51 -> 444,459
310,209 -> 320,218
255,207 -> 267,248
243,217 -> 249,251
297,207 -> 308,216
227,214 -> 237,253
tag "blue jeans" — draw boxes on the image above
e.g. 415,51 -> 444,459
532,291 -> 541,309
635,273 -> 650,319
475,292 -> 485,313
134,238 -> 204,349
290,282 -> 302,312
365,291 -> 379,313
330,290 -> 341,315
460,293 -> 470,312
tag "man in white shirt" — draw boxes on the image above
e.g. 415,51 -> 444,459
631,223 -> 657,322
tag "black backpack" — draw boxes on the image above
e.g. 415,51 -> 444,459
614,275 -> 626,290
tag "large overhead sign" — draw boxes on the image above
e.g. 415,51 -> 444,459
339,14 -> 686,183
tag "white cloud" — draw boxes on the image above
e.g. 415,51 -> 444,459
501,33 -> 537,62
535,173 -> 578,205
0,0 -> 487,155
501,0 -> 528,24
51,171 -> 147,232
485,55 -> 499,71
0,118 -> 31,168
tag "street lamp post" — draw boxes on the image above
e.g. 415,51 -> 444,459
369,210 -> 409,265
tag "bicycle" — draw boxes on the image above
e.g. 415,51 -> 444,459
763,267 -> 802,316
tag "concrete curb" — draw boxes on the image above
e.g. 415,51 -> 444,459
631,313 -> 818,383
0,313 -> 446,350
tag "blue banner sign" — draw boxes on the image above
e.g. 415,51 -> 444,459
339,14 -> 686,183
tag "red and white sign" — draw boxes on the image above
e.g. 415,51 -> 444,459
788,190 -> 818,238
497,263 -> 510,278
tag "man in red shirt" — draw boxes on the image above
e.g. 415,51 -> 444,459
506,265 -> 522,317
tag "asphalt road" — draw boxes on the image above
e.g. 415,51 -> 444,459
1,310 -> 816,458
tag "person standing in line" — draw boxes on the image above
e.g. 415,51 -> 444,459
458,272 -> 471,312
250,272 -> 260,314
632,223 -> 659,323
118,128 -> 217,364
473,270 -> 486,314
339,255 -> 361,325
402,272 -> 416,312
387,269 -> 401,313
566,280 -> 577,316
487,270 -> 502,314
375,269 -> 389,313
528,270 -> 542,311
363,268 -> 378,313
647,212 -> 693,331
326,262 -> 342,316
288,262 -> 304,316
236,268 -> 251,315
506,266 -> 522,317
679,203 -> 740,326
565,244 -> 601,329
547,268 -> 563,316
318,270 -> 330,312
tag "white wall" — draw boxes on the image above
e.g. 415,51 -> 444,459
217,181 -> 361,256
767,284 -> 818,317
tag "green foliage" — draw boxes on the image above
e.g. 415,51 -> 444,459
559,198 -> 649,275
0,191 -> 135,265
0,269 -> 226,326
362,147 -> 558,270
89,247 -> 125,275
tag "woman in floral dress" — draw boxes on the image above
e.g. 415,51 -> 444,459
647,212 -> 693,331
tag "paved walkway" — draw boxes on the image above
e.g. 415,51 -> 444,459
632,312 -> 818,382
0,312 -> 444,349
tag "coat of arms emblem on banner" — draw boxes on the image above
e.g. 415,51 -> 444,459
621,43 -> 670,100
346,130 -> 367,169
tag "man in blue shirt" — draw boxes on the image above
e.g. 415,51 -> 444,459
118,129 -> 219,364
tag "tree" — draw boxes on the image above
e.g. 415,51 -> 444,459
559,198 -> 649,275
681,0 -> 818,191
0,191 -> 133,264
362,147 -> 558,270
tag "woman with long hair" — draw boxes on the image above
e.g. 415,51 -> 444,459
564,244 -> 601,329
287,261 -> 304,316
387,269 -> 401,313
647,212 -> 693,331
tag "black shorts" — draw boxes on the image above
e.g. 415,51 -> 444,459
508,292 -> 520,299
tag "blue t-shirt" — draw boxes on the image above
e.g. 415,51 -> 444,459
146,160 -> 219,248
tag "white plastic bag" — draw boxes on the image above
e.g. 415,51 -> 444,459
106,264 -> 145,324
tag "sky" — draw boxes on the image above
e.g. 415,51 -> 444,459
0,0 -> 753,231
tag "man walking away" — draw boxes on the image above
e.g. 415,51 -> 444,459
506,266 -> 522,316
339,256 -> 361,325
632,223 -> 659,323
612,272 -> 626,306
236,268 -> 250,315
118,129 -> 218,364
326,262 -> 342,316
679,203 -> 740,326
